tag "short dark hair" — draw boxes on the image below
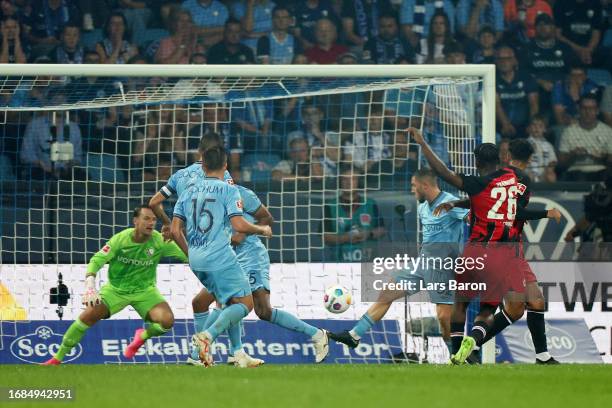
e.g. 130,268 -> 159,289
529,114 -> 548,126
413,168 -> 438,185
579,93 -> 600,107
225,17 -> 241,29
133,205 -> 153,218
202,145 -> 227,171
198,132 -> 224,153
474,143 -> 500,167
272,5 -> 290,17
509,139 -> 534,162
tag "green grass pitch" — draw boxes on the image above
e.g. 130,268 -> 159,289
1,364 -> 610,408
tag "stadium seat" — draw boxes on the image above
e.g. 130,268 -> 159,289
86,153 -> 126,183
81,29 -> 103,51
603,29 -> 612,48
135,29 -> 170,47
587,69 -> 612,86
0,154 -> 15,181
242,153 -> 281,182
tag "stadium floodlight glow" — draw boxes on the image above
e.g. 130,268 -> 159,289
0,63 -> 495,364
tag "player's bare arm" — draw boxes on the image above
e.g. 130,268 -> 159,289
232,204 -> 275,245
231,215 -> 272,238
407,127 -> 464,190
433,199 -> 470,216
149,192 -> 172,240
170,217 -> 189,256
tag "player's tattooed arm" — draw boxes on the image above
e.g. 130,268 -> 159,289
407,127 -> 464,190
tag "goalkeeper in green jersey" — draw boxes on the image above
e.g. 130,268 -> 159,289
43,205 -> 188,365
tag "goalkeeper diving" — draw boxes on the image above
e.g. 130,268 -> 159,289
43,205 -> 188,365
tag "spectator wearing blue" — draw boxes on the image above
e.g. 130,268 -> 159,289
495,45 -> 539,139
0,17 -> 28,63
457,0 -> 504,40
554,0 -> 610,69
23,0 -> 80,56
292,0 -> 340,50
20,110 -> 83,181
399,0 -> 455,48
117,1 -> 153,45
231,91 -> 275,151
232,0 -> 275,52
469,25 -> 496,64
552,64 -> 599,126
340,0 -> 393,53
50,24 -> 83,63
362,13 -> 415,64
206,18 -> 255,64
182,0 -> 229,48
257,6 -> 303,64
522,14 -> 578,100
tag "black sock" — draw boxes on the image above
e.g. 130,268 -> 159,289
470,321 -> 489,345
477,308 -> 515,347
527,309 -> 548,353
450,322 -> 464,354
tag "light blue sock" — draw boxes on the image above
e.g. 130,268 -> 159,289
203,308 -> 221,331
270,309 -> 318,337
227,322 -> 243,354
190,311 -> 210,360
206,304 -> 249,341
193,311 -> 209,333
351,312 -> 375,339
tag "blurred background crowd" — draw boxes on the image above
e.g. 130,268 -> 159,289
0,0 -> 611,186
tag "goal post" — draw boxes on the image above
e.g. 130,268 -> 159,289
0,64 -> 495,364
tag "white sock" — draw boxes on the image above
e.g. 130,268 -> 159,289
536,351 -> 552,361
349,329 -> 360,340
311,329 -> 324,341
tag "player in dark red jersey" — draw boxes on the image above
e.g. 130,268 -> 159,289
436,140 -> 562,364
409,128 -> 560,364
434,139 -> 562,364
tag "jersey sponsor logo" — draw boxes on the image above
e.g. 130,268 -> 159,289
237,200 -> 243,209
360,213 -> 371,226
116,255 -> 155,267
517,183 -> 527,195
101,244 -> 111,254
10,326 -> 83,364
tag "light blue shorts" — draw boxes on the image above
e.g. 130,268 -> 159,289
193,262 -> 251,306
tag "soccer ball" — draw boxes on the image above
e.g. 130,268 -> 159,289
323,285 -> 352,314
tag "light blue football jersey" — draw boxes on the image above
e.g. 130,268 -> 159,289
173,177 -> 243,271
160,161 -> 233,199
419,191 -> 468,244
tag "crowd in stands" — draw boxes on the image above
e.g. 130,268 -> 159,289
0,0 -> 611,187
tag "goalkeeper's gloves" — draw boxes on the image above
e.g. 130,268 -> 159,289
82,275 -> 101,307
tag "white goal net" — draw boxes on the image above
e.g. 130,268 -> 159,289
0,64 -> 493,364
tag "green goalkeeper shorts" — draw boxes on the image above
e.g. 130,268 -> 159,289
99,284 -> 166,321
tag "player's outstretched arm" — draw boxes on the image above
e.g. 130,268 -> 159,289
231,215 -> 272,238
433,199 -> 470,216
253,204 -> 274,226
407,127 -> 463,190
170,217 -> 189,256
